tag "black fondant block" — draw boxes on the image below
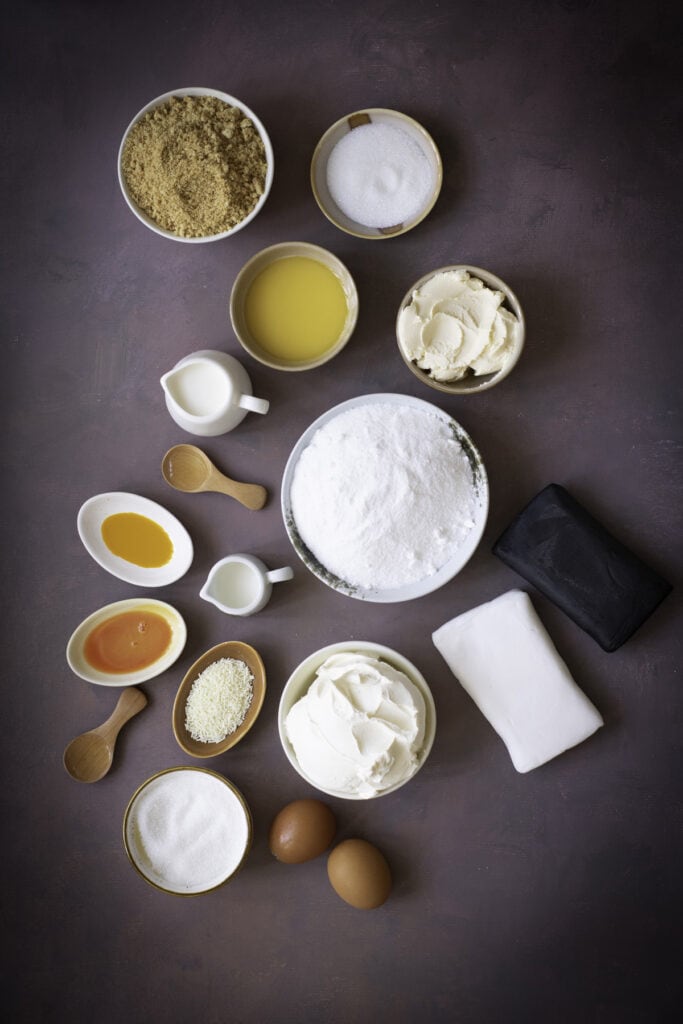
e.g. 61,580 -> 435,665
493,484 -> 672,652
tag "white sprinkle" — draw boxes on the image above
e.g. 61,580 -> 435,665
185,657 -> 254,743
326,122 -> 435,229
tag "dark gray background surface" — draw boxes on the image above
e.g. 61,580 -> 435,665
2,1 -> 681,1022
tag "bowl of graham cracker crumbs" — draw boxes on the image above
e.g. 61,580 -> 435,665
118,87 -> 274,242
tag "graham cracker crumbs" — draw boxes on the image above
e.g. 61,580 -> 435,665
121,95 -> 268,238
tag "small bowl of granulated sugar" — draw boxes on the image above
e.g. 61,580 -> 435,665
123,767 -> 252,896
311,109 -> 442,239
118,87 -> 274,242
172,641 -> 266,758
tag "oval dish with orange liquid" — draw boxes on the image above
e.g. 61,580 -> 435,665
84,609 -> 173,674
66,599 -> 187,686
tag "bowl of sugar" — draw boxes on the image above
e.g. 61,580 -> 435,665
229,241 -> 358,370
281,393 -> 489,602
311,109 -> 442,239
123,767 -> 252,896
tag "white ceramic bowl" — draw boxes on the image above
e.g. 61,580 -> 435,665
229,241 -> 359,371
278,641 -> 436,800
123,767 -> 252,896
77,492 -> 193,587
66,598 -> 186,686
118,87 -> 274,242
281,393 -> 489,602
311,108 -> 442,239
396,265 -> 526,394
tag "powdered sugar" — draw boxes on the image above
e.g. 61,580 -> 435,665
289,403 -> 478,590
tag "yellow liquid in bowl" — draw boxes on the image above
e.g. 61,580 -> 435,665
244,256 -> 348,362
101,512 -> 174,568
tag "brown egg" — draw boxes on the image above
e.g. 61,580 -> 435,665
269,799 -> 337,863
327,838 -> 392,909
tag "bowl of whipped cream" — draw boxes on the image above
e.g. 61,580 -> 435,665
278,642 -> 436,799
396,265 -> 525,394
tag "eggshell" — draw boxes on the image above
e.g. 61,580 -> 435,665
269,799 -> 337,864
327,838 -> 392,909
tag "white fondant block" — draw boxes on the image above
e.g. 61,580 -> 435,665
432,590 -> 603,772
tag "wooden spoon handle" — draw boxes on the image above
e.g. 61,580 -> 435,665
99,687 -> 148,741
209,471 -> 268,510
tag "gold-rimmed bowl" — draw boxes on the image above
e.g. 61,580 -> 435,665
310,108 -> 442,239
229,241 -> 358,371
396,264 -> 526,394
172,641 -> 266,758
123,766 -> 252,896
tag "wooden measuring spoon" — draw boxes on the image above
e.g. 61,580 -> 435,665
63,687 -> 148,783
161,444 -> 267,510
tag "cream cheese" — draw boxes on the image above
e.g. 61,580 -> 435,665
284,652 -> 426,798
398,268 -> 520,381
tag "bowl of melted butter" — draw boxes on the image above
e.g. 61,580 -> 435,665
229,241 -> 358,371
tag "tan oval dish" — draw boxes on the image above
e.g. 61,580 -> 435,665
172,641 -> 266,758
66,598 -> 187,687
117,87 -> 274,243
230,241 -> 358,371
311,108 -> 442,239
278,641 -> 437,800
122,767 -> 253,896
396,265 -> 526,394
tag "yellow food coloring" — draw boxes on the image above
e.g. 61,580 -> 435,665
101,512 -> 173,568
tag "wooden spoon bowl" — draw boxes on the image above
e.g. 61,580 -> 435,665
64,687 -> 148,782
161,444 -> 267,510
172,641 -> 266,758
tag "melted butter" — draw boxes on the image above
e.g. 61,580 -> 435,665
84,609 -> 172,674
101,512 -> 173,568
245,256 -> 348,362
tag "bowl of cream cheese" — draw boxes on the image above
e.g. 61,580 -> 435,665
396,265 -> 525,393
278,642 -> 436,800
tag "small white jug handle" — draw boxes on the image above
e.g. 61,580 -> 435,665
239,394 -> 270,415
267,566 -> 294,584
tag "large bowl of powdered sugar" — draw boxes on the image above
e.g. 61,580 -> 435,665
281,394 -> 488,602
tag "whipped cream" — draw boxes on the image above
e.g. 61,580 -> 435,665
398,268 -> 520,381
285,652 -> 426,798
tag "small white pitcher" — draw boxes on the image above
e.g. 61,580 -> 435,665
200,554 -> 294,616
160,349 -> 269,436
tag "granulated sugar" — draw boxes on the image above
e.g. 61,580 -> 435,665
126,770 -> 250,894
290,403 -> 477,590
325,122 -> 435,229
